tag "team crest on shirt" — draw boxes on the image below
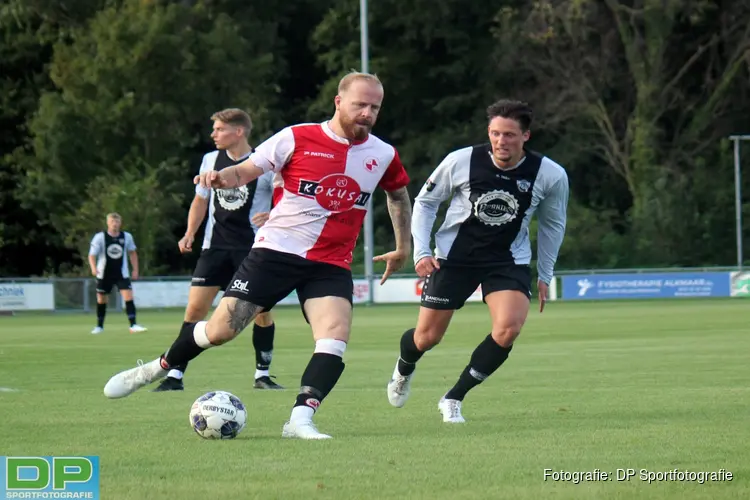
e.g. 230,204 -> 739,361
216,185 -> 249,211
364,157 -> 378,173
474,190 -> 519,226
106,244 -> 124,259
517,179 -> 531,193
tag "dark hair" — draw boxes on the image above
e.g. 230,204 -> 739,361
486,99 -> 533,131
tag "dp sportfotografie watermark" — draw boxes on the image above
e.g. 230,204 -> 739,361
543,468 -> 733,484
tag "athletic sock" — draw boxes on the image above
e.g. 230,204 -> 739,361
161,321 -> 213,370
252,323 -> 275,374
125,300 -> 136,326
290,339 -> 347,422
444,334 -> 513,401
96,303 -> 106,328
397,328 -> 424,376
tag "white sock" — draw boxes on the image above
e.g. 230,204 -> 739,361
254,369 -> 269,379
168,369 -> 184,380
290,405 -> 315,423
193,321 -> 212,348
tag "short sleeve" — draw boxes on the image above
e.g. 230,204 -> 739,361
125,232 -> 137,252
88,233 -> 103,256
378,149 -> 410,191
249,127 -> 295,173
195,153 -> 215,199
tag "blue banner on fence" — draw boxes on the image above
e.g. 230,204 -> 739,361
561,272 -> 732,300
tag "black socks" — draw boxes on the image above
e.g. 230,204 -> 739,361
293,353 -> 346,412
252,323 -> 275,371
445,334 -> 513,401
397,328 -> 425,376
96,303 -> 106,328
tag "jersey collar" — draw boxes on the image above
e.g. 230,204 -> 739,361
321,121 -> 370,146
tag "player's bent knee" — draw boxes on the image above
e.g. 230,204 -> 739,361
96,294 -> 108,304
312,316 -> 350,342
414,308 -> 453,351
207,297 -> 263,345
413,327 -> 446,351
491,325 -> 522,348
205,314 -> 243,346
184,303 -> 211,322
254,311 -> 273,327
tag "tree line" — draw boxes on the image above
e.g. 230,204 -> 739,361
1,0 -> 749,278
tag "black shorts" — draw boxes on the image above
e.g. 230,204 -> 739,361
223,248 -> 353,314
420,261 -> 531,310
192,248 -> 250,290
96,277 -> 132,294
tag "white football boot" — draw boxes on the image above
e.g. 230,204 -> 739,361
103,358 -> 167,398
91,326 -> 104,335
386,362 -> 414,408
129,324 -> 148,334
438,396 -> 466,423
281,420 -> 332,440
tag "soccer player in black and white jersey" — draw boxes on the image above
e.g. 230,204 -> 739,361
386,100 -> 569,422
88,213 -> 148,334
152,108 -> 283,392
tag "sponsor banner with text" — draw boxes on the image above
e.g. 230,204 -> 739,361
0,283 -> 55,311
561,272 -> 731,300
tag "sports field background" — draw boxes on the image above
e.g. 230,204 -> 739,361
1,299 -> 748,499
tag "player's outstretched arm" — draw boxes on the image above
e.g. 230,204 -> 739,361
194,158 -> 264,189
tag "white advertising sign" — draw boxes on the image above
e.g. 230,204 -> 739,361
0,283 -> 55,311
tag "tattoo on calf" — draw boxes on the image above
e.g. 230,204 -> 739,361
227,300 -> 261,333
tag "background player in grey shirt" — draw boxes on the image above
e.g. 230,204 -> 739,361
386,99 -> 569,422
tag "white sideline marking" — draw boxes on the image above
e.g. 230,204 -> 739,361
0,387 -> 19,392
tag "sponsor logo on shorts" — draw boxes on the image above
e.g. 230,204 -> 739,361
423,294 -> 450,304
230,279 -> 250,293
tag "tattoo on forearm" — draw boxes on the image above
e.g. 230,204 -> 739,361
227,300 -> 262,334
233,168 -> 242,188
386,188 -> 412,250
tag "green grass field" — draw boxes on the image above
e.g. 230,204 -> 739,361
1,299 -> 748,499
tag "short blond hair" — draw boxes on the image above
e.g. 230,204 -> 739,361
210,108 -> 253,137
106,213 -> 121,221
338,71 -> 383,93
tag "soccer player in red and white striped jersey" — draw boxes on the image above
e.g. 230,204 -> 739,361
104,72 -> 413,440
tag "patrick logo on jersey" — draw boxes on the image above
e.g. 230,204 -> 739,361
297,174 -> 372,213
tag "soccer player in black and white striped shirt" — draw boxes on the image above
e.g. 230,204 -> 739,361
88,213 -> 147,334
386,100 -> 569,422
152,108 -> 282,392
